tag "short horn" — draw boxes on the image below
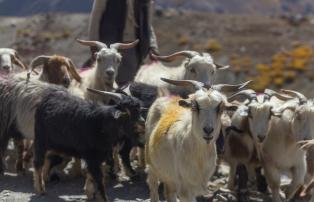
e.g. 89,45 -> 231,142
281,89 -> 307,104
110,39 -> 139,50
264,89 -> 293,101
160,78 -> 204,91
76,39 -> 107,50
152,50 -> 199,63
87,88 -> 125,101
228,89 -> 257,102
212,80 -> 252,92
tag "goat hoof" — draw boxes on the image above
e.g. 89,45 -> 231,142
16,169 -> 26,176
238,191 -> 249,202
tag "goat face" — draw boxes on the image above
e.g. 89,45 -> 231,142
247,101 -> 273,143
0,53 -> 12,74
0,49 -> 26,74
115,96 -> 144,140
290,102 -> 314,141
95,49 -> 121,82
179,89 -> 226,143
44,59 -> 72,88
184,54 -> 216,87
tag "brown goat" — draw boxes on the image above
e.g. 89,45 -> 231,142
29,55 -> 81,88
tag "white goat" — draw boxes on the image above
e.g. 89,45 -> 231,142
245,89 -> 309,202
223,89 -> 292,194
0,48 -> 27,74
135,51 -> 229,96
145,78 -> 242,202
73,39 -> 138,103
273,90 -> 314,201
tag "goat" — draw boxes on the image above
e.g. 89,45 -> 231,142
145,78 -> 247,202
134,50 -> 229,97
0,48 -> 27,74
0,77 -> 55,175
273,90 -> 314,201
242,89 -> 310,202
32,87 -> 143,202
223,89 -> 292,201
11,55 -> 82,174
74,39 -> 139,103
27,55 -> 82,88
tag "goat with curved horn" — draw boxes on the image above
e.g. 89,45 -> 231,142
228,89 -> 257,102
76,39 -> 107,50
151,50 -> 199,63
211,80 -> 252,92
110,39 -> 139,50
264,89 -> 293,101
87,88 -> 125,101
281,89 -> 307,104
160,77 -> 204,90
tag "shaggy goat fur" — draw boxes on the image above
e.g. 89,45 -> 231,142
32,87 -> 143,201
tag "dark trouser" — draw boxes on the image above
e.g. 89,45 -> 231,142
117,47 -> 139,86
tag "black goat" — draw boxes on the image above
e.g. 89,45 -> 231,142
33,87 -> 144,202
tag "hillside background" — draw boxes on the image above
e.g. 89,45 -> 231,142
1,0 -> 314,95
1,0 -> 314,16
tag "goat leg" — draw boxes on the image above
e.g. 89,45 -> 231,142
14,138 -> 25,175
237,164 -> 249,202
86,160 -> 108,202
119,138 -> 136,177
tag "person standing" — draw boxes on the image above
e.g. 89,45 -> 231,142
88,0 -> 159,85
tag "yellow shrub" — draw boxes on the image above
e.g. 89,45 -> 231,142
273,77 -> 284,86
206,39 -> 222,52
178,35 -> 189,46
290,58 -> 307,71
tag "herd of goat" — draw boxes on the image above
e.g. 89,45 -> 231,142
1,39 -> 314,202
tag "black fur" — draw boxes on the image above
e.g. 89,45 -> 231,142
33,87 -> 142,200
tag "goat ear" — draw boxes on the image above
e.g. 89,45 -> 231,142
112,110 -> 128,120
178,99 -> 192,108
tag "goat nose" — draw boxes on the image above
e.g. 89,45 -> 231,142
106,69 -> 115,77
258,135 -> 265,142
203,127 -> 214,135
2,65 -> 10,70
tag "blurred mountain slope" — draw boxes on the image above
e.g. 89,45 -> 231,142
0,0 -> 314,16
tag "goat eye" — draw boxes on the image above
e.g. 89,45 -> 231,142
191,101 -> 199,111
190,68 -> 196,73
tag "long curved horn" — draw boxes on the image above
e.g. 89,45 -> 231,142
151,50 -> 199,63
228,89 -> 257,102
87,88 -> 125,101
211,80 -> 252,92
281,89 -> 307,104
11,52 -> 27,70
29,55 -> 51,73
65,58 -> 82,83
110,39 -> 139,50
160,77 -> 204,90
264,89 -> 293,101
76,39 -> 107,50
